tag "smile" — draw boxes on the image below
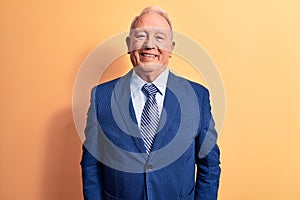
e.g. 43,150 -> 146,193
140,53 -> 158,58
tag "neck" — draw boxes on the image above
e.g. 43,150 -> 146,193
134,66 -> 167,83
139,73 -> 157,83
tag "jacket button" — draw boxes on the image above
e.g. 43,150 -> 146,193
147,165 -> 153,171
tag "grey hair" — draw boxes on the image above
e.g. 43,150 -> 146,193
129,6 -> 173,30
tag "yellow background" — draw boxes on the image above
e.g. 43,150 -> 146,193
1,0 -> 300,199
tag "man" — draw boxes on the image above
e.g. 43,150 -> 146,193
81,6 -> 221,200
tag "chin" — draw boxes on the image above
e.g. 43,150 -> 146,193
140,62 -> 164,68
138,65 -> 159,72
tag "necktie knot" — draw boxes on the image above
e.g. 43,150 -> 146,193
142,83 -> 159,97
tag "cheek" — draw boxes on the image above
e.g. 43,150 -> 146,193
130,40 -> 144,51
130,51 -> 140,65
157,42 -> 173,51
160,50 -> 171,59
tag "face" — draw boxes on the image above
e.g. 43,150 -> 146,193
126,12 -> 175,81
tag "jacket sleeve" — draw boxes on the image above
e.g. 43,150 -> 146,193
80,87 -> 103,200
195,88 -> 221,200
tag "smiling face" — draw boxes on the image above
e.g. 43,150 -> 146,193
126,12 -> 175,82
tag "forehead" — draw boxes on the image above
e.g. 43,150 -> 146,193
134,12 -> 171,30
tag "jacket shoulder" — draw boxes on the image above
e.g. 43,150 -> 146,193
172,73 -> 209,95
188,80 -> 208,93
94,77 -> 120,89
91,77 -> 121,95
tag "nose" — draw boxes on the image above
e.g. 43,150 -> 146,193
143,36 -> 155,49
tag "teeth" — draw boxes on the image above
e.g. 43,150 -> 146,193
141,53 -> 156,57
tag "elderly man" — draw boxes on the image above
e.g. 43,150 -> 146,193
81,6 -> 221,200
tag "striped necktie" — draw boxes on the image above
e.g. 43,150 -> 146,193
140,83 -> 160,154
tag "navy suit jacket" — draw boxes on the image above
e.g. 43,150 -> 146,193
81,70 -> 221,200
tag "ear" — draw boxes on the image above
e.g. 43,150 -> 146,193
126,36 -> 131,54
169,41 -> 175,58
171,41 -> 175,50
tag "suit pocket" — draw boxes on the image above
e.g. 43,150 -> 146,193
103,190 -> 122,200
176,187 -> 195,200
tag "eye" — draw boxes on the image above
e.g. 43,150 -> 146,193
135,32 -> 147,40
155,34 -> 166,42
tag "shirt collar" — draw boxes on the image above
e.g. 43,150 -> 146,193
130,68 -> 169,98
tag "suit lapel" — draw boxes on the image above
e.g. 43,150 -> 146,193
111,70 -> 147,155
151,72 -> 183,152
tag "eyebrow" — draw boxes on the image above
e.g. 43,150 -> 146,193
133,29 -> 171,35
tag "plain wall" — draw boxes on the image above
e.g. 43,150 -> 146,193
1,0 -> 299,199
